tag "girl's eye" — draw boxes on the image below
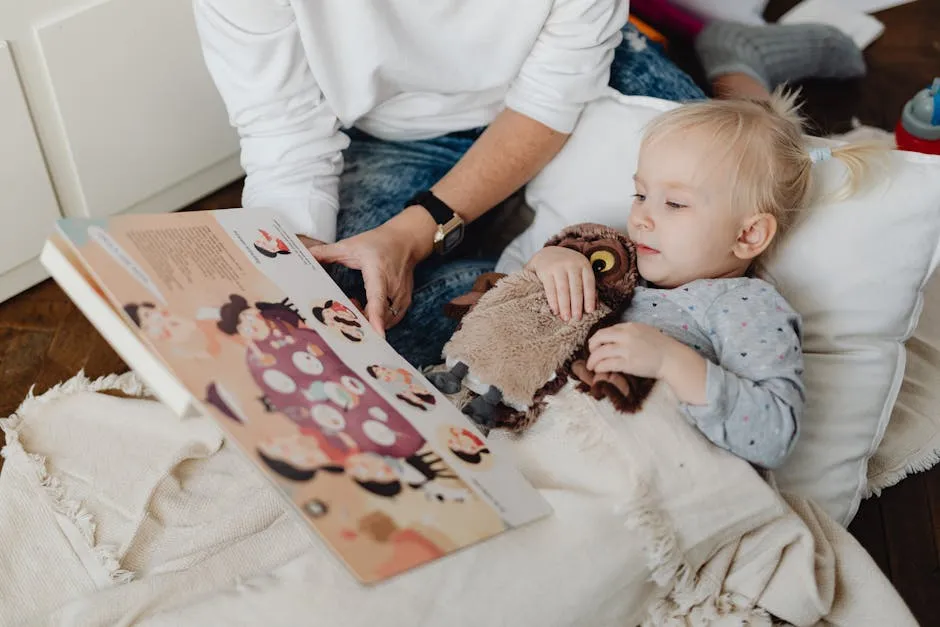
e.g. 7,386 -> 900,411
666,201 -> 687,209
632,193 -> 646,202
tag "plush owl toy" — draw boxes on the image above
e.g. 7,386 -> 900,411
427,223 -> 656,433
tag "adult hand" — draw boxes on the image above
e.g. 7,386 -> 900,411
307,209 -> 433,336
297,234 -> 326,249
299,236 -> 368,315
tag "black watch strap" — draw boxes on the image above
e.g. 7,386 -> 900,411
406,190 -> 455,224
405,189 -> 466,255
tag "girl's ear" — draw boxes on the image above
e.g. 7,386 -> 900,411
733,213 -> 777,261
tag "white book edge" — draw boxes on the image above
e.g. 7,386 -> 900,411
39,239 -> 196,418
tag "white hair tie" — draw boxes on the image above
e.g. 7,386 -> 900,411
809,147 -> 833,164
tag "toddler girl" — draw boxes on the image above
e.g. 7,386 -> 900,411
526,90 -> 882,469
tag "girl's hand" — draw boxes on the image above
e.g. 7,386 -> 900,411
526,246 -> 596,321
586,322 -> 674,378
588,322 -> 709,405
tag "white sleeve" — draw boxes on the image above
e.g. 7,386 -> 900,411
504,0 -> 628,134
193,0 -> 349,242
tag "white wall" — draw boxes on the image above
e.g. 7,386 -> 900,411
0,0 -> 243,302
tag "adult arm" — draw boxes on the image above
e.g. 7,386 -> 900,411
194,0 -> 348,242
311,0 -> 629,333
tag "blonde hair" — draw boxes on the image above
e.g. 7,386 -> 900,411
640,87 -> 888,254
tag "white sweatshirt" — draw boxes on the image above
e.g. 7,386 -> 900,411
193,0 -> 628,242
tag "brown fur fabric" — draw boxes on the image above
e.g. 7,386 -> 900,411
442,269 -> 614,408
570,357 -> 656,413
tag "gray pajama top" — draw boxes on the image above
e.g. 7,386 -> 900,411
622,277 -> 804,469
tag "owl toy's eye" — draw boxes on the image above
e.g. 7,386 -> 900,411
589,250 -> 616,273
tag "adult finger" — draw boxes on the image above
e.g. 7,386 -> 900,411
297,235 -> 326,250
384,295 -> 404,328
582,267 -> 597,314
387,278 -> 414,329
360,264 -> 388,336
309,241 -> 356,268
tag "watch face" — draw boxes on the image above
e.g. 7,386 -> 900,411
442,223 -> 465,252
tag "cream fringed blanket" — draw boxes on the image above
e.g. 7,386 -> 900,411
866,272 -> 940,497
0,372 -> 916,626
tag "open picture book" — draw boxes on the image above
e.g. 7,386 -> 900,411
39,208 -> 552,585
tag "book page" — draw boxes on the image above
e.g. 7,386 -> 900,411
54,210 -> 551,584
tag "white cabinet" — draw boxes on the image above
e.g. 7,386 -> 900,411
0,42 -> 61,288
0,0 -> 243,303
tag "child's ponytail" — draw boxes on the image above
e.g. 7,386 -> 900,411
822,140 -> 891,201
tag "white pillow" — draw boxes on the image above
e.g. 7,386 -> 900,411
497,90 -> 940,525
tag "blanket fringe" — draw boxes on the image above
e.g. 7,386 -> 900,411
1,369 -> 149,585
865,444 -> 940,498
619,490 -> 775,627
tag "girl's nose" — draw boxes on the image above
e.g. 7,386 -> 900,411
630,205 -> 652,231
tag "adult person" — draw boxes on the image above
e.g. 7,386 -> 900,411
193,1 -> 860,367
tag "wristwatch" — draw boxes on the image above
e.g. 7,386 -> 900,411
405,190 -> 465,255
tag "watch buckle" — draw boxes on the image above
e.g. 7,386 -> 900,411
433,215 -> 464,254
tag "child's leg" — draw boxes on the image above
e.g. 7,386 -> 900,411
695,21 -> 866,99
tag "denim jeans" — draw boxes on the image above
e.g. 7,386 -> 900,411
331,23 -> 706,368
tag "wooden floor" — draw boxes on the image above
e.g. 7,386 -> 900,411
2,1 -> 940,624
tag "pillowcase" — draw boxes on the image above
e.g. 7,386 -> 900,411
497,89 -> 940,525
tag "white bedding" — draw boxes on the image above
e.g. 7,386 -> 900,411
0,372 -> 916,626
